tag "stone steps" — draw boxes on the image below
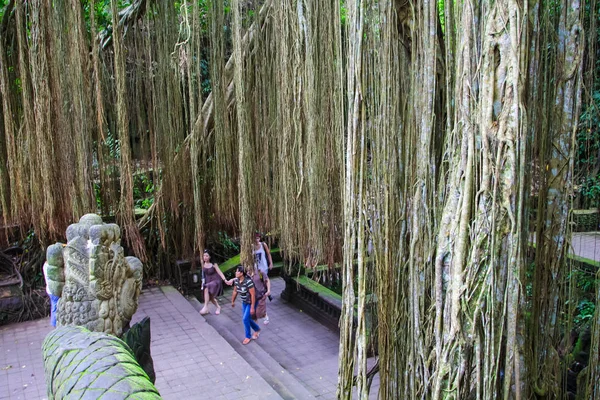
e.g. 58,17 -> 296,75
187,295 -> 316,400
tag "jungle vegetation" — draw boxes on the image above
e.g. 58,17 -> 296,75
1,0 -> 600,398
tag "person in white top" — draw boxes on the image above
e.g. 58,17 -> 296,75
253,233 -> 273,323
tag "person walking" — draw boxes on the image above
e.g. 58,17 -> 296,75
253,233 -> 273,277
248,265 -> 271,324
199,250 -> 231,315
231,265 -> 261,345
253,233 -> 273,308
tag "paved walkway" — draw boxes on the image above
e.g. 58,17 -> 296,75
0,286 -> 282,400
197,277 -> 379,399
0,318 -> 49,400
0,278 -> 379,399
529,232 -> 600,262
570,232 -> 600,261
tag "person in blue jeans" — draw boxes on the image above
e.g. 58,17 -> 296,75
231,265 -> 261,344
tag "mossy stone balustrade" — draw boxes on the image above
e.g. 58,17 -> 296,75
281,274 -> 343,332
281,271 -> 378,354
42,326 -> 160,399
217,248 -> 283,276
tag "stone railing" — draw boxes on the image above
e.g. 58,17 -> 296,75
281,274 -> 343,332
281,273 -> 378,355
43,326 -> 160,399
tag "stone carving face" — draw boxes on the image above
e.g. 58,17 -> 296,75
43,214 -> 143,337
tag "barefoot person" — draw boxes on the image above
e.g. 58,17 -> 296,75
231,265 -> 261,345
199,250 -> 230,315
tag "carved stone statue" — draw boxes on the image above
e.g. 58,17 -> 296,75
43,214 -> 143,337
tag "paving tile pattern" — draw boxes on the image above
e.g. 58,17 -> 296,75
204,277 -> 379,399
130,286 -> 281,400
570,232 -> 600,261
1,286 -> 281,400
0,318 -> 50,400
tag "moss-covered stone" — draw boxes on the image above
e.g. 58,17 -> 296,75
219,248 -> 282,273
42,326 -> 161,399
292,275 -> 343,306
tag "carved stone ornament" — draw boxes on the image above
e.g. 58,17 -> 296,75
43,214 -> 143,337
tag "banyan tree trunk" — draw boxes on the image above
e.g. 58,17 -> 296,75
431,1 -> 529,397
339,0 -> 583,399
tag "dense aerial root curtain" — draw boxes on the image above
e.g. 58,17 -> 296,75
189,0 -> 207,252
0,3 -> 13,229
232,0 -> 254,266
272,0 -> 301,262
14,1 -> 35,231
298,0 -> 344,269
530,0 -> 583,396
89,0 -> 113,218
209,0 -> 237,228
0,20 -> 17,228
28,0 -> 57,238
151,0 -> 195,259
111,0 -> 146,261
408,0 -> 439,397
1,0 -> 96,242
367,1 -> 411,398
65,0 -> 94,217
338,0 -> 532,398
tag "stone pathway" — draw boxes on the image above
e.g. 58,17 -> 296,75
529,232 -> 600,262
0,318 -> 49,400
0,286 -> 282,400
570,232 -> 600,261
197,277 -> 379,399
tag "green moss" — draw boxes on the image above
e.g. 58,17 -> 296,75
292,275 -> 343,304
568,253 -> 600,268
572,209 -> 599,215
306,263 -> 339,273
528,243 -> 600,268
219,248 -> 282,273
219,254 -> 241,273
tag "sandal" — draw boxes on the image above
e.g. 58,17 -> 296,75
199,309 -> 209,315
252,331 -> 261,340
242,338 -> 251,345
215,307 -> 221,315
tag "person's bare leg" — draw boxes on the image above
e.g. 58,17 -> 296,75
211,297 -> 221,314
200,288 -> 210,314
